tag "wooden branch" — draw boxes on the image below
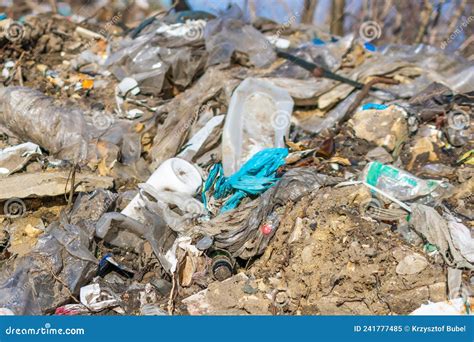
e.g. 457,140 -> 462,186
415,0 -> 433,44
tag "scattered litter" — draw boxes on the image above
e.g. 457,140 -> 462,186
410,298 -> 472,315
80,283 -> 123,313
0,142 -> 42,177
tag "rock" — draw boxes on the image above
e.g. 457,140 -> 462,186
408,136 -> 439,170
301,245 -> 314,264
289,217 -> 310,243
396,253 -> 429,275
24,224 -> 43,238
182,273 -> 271,315
428,282 -> 447,302
387,286 -> 429,314
350,105 -> 408,151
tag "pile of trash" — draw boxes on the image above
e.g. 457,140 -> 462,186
0,3 -> 473,316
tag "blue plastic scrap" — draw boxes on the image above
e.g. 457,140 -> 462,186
363,42 -> 377,52
361,103 -> 388,111
312,38 -> 326,46
202,148 -> 289,213
0,13 -> 7,21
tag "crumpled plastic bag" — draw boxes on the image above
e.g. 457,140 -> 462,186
410,204 -> 474,269
105,21 -> 206,95
270,35 -> 354,79
197,167 -> 342,259
410,297 -> 472,315
0,142 -> 42,177
204,5 -> 276,68
80,283 -> 123,313
0,190 -> 116,314
203,148 -> 289,213
138,184 -> 206,232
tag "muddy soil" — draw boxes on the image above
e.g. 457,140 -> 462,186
175,185 -> 448,315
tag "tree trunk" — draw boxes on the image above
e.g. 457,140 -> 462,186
330,0 -> 345,36
302,0 -> 318,24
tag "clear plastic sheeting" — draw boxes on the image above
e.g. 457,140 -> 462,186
196,167 -> 342,259
0,190 -> 116,314
0,142 -> 42,177
106,39 -> 170,95
95,211 -> 175,273
105,20 -> 207,95
410,204 -> 474,270
270,35 -> 354,79
378,43 -> 474,93
204,5 -> 276,68
0,87 -> 90,161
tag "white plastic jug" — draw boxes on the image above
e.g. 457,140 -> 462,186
121,158 -> 202,222
222,78 -> 294,176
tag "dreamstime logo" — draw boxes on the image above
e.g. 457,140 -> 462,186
272,109 -> 291,131
260,11 -> 299,51
182,198 -> 205,216
82,12 -> 122,50
3,198 -> 26,218
92,110 -> 114,130
4,322 -> 85,336
183,21 -> 206,41
177,102 -> 212,136
447,109 -> 470,131
7,22 -> 24,42
441,15 -> 474,50
359,21 -> 382,42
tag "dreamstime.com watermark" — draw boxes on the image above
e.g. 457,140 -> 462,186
0,21 -> 25,42
82,12 -> 122,50
260,11 -> 300,51
359,20 -> 382,42
441,15 -> 474,50
3,197 -> 26,218
3,323 -> 85,336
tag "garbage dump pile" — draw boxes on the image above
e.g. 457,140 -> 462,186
0,5 -> 473,316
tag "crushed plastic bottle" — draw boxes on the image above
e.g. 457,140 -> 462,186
361,161 -> 452,202
0,86 -> 90,161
